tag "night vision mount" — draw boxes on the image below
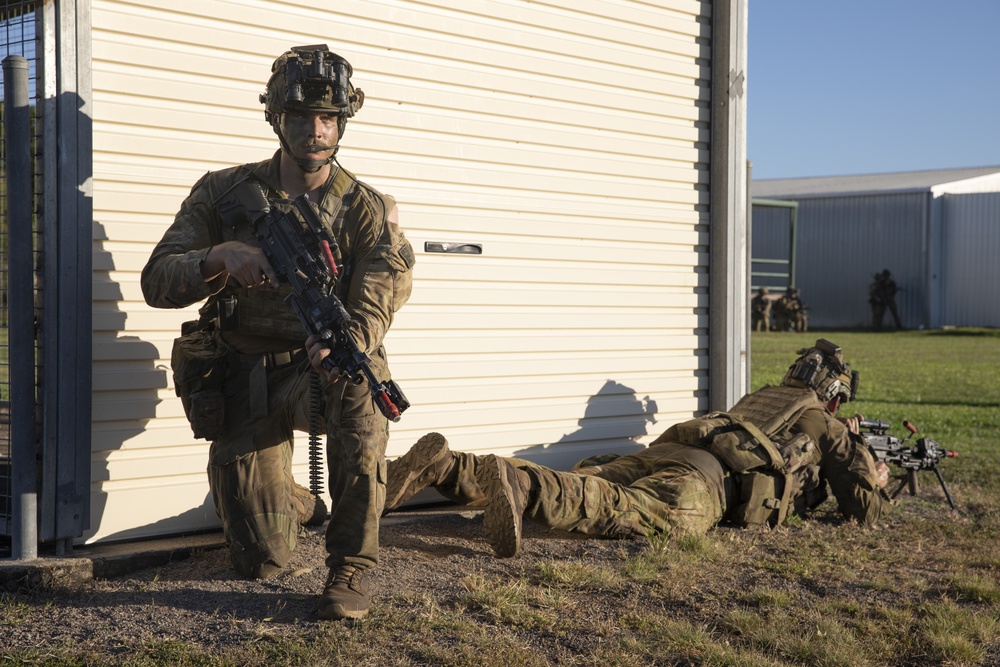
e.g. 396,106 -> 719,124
788,338 -> 860,401
284,44 -> 355,115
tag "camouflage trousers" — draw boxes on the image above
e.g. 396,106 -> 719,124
436,442 -> 732,538
207,352 -> 388,579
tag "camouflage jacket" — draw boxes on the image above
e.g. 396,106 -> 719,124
652,385 -> 890,527
751,293 -> 771,315
141,151 -> 415,357
790,404 -> 889,525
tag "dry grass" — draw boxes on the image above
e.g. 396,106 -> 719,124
2,329 -> 998,666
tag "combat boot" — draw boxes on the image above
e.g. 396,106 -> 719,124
317,565 -> 371,620
291,482 -> 328,526
480,455 -> 529,558
384,432 -> 454,513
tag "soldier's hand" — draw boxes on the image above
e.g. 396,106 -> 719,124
202,241 -> 279,288
839,412 -> 865,435
874,461 -> 890,489
305,334 -> 335,382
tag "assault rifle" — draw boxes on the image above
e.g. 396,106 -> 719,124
859,418 -> 958,510
253,190 -> 410,423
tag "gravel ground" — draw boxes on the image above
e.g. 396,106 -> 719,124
1,507 -> 640,657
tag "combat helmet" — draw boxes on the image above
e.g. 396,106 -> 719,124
259,45 -> 365,169
782,338 -> 859,409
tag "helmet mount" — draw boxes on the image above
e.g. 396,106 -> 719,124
782,338 -> 859,408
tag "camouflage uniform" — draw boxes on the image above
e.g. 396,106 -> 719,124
869,270 -> 903,330
142,152 -> 414,578
409,384 -> 888,540
434,443 -> 727,537
774,288 -> 808,332
751,287 -> 772,332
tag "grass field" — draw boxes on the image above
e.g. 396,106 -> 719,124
3,329 -> 999,666
751,329 -> 1000,496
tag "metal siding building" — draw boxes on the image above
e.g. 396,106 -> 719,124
939,192 -> 1000,327
0,0 -> 748,545
753,167 -> 1000,330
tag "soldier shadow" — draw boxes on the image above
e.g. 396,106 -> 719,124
88,221 -> 217,543
511,379 -> 658,469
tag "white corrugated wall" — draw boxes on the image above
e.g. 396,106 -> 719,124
88,0 -> 713,542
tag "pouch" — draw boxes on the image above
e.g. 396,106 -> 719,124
171,325 -> 234,440
673,414 -> 733,446
709,425 -> 784,474
731,472 -> 784,527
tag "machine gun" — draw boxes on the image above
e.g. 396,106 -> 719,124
859,419 -> 958,510
253,190 -> 410,423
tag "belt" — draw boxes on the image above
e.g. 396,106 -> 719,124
239,347 -> 308,418
240,348 -> 308,370
266,348 -> 308,368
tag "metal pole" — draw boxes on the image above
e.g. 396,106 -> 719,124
4,55 -> 38,560
789,205 -> 798,288
745,159 -> 752,391
709,0 -> 749,411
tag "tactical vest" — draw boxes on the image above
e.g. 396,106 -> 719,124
201,166 -> 393,343
669,385 -> 823,527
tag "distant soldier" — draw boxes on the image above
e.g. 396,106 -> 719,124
774,287 -> 808,332
751,287 -> 772,332
868,270 -> 903,331
791,289 -> 809,332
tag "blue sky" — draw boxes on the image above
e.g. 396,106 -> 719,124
748,1 -> 1000,180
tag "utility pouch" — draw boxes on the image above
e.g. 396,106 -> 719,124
709,430 -> 775,474
732,472 -> 785,527
730,431 -> 820,528
171,324 -> 233,441
776,432 -> 819,473
186,389 -> 226,441
708,421 -> 785,474
673,414 -> 733,446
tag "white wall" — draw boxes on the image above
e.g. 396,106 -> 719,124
88,0 -> 714,542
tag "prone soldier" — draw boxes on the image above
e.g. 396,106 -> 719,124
313,339 -> 891,557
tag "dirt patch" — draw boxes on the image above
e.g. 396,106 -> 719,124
1,507 -> 637,655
